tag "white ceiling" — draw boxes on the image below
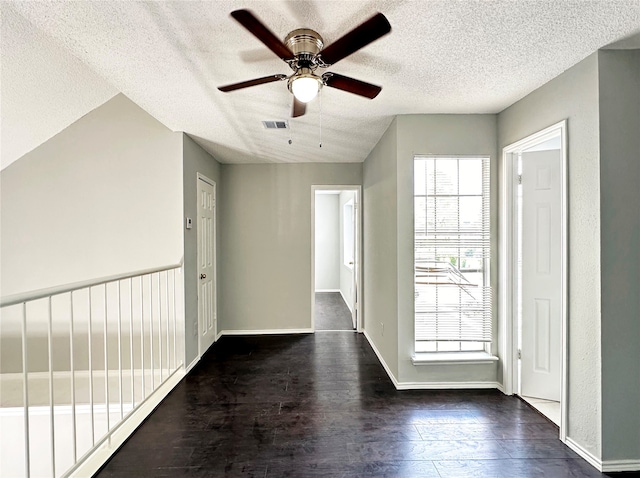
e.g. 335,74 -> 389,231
2,1 -> 640,168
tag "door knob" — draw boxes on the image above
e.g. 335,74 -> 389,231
200,273 -> 206,279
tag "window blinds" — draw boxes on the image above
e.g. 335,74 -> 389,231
414,157 -> 492,343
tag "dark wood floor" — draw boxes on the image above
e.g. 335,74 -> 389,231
95,333 -> 633,477
315,292 -> 354,330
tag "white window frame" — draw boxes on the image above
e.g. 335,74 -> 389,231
413,155 -> 493,358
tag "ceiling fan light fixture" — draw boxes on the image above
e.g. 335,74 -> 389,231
291,75 -> 321,103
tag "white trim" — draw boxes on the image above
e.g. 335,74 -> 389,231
363,330 -> 502,391
500,120 -> 568,442
311,185 -> 363,333
218,328 -> 314,336
196,173 -> 217,359
0,262 -> 183,307
185,356 -> 200,373
67,368 -> 185,478
196,172 -> 215,186
363,330 -> 401,388
215,330 -> 224,341
315,289 -> 341,293
565,437 -> 603,471
395,381 -> 503,390
339,289 -> 353,313
602,460 -> 640,472
412,352 -> 499,365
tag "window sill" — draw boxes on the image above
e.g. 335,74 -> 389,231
412,352 -> 499,366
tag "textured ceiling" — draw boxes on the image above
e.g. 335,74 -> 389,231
2,1 -> 640,167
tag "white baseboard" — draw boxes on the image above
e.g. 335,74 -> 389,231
68,367 -> 185,478
339,289 -> 353,313
315,289 -> 340,293
362,330 -> 504,392
565,437 -> 602,471
362,330 -> 400,388
218,328 -> 314,336
395,381 -> 503,390
185,355 -> 200,373
602,459 -> 640,472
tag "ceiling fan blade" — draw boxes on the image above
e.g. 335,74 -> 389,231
218,74 -> 287,92
292,97 -> 306,117
230,9 -> 294,61
318,13 -> 391,66
322,73 -> 382,99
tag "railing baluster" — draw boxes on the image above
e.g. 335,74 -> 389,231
129,279 -> 135,408
88,289 -> 95,446
149,275 -> 154,391
2,264 -> 183,478
103,285 -> 110,435
48,296 -> 56,477
165,270 -> 170,375
21,302 -> 30,478
172,270 -> 177,370
140,277 -> 145,400
69,292 -> 77,465
158,273 -> 163,383
117,281 -> 123,421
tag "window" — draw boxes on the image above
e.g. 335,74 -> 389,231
414,156 -> 491,353
343,200 -> 354,268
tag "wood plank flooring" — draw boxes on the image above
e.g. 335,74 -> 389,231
95,333 -> 633,477
315,292 -> 354,330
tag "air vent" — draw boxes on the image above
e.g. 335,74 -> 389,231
262,120 -> 289,130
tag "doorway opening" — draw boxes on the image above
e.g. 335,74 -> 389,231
501,121 -> 567,437
311,186 -> 361,332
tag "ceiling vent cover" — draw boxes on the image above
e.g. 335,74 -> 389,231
262,120 -> 289,130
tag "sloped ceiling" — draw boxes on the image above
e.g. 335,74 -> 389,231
2,1 -> 640,168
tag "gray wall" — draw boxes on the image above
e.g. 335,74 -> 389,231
1,94 -> 183,297
315,194 -> 340,291
182,134 -> 222,367
364,115 -> 498,384
396,114 -> 498,384
598,49 -> 640,463
0,94 -> 184,373
219,163 -> 362,332
363,119 -> 399,377
498,53 -> 602,458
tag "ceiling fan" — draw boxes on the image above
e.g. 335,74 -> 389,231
218,9 -> 391,117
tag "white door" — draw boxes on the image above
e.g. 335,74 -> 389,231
350,196 -> 358,329
197,177 -> 216,355
520,150 -> 562,401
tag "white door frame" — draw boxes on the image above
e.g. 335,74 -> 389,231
500,120 -> 568,441
197,173 -> 217,358
311,185 -> 363,332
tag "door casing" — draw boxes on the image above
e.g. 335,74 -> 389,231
500,120 -> 568,441
197,173 -> 217,357
311,185 -> 362,332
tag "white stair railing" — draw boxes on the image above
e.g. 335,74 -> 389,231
0,264 -> 184,478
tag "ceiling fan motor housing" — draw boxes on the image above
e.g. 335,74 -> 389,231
285,29 -> 324,58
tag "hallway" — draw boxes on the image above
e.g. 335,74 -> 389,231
315,292 -> 354,330
94,333 -> 618,477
